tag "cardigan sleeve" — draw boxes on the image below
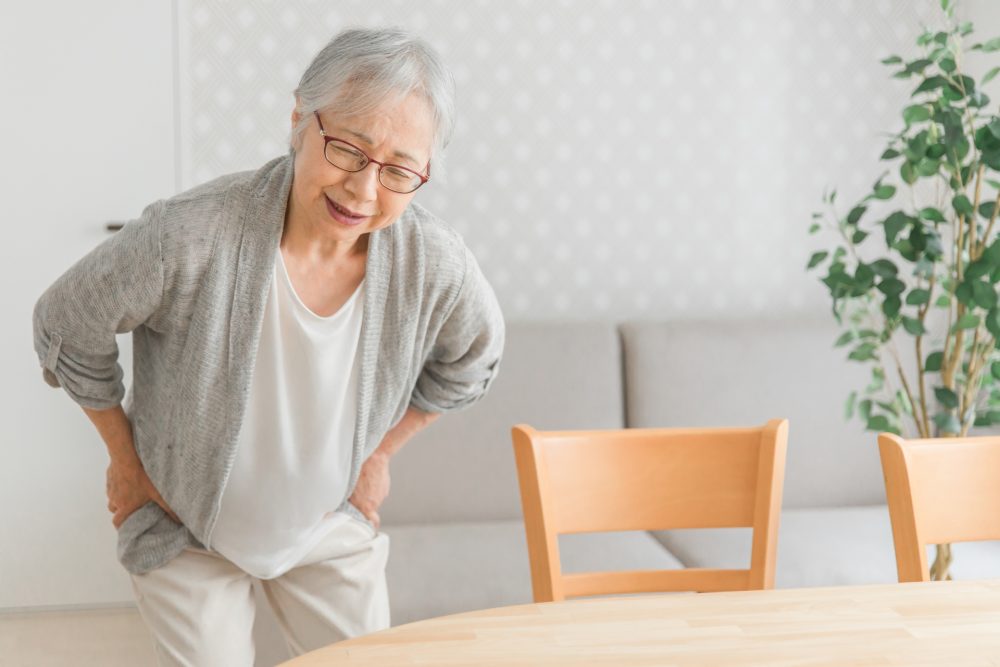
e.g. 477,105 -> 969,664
32,201 -> 165,409
410,247 -> 505,414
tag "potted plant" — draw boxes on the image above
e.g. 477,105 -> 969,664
807,0 -> 1000,580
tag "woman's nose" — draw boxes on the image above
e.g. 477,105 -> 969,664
343,162 -> 381,200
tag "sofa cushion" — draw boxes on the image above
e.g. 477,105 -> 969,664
621,319 -> 882,508
383,520 -> 684,625
381,321 -> 625,524
652,505 -> 1000,588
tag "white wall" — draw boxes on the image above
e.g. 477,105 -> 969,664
0,2 -> 175,608
176,0 -> 973,320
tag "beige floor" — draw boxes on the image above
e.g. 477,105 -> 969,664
0,606 -> 157,667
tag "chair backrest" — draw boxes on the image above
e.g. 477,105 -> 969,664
878,433 -> 1000,583
511,419 -> 789,602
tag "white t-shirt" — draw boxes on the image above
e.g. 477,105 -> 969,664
209,248 -> 364,579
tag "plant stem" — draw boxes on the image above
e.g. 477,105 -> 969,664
915,273 -> 935,438
978,191 -> 1000,258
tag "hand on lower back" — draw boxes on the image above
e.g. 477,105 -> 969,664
106,459 -> 180,529
348,452 -> 391,530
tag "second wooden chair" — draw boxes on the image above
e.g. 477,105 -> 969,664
879,432 -> 1000,582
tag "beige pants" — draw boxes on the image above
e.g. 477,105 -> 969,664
129,518 -> 390,667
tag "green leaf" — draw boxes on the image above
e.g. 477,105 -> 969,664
982,36 -> 1000,52
845,390 -> 858,420
807,251 -> 828,269
960,22 -> 973,36
913,75 -> 947,94
926,143 -> 947,159
866,415 -> 894,432
870,259 -> 898,277
943,84 -> 964,101
979,202 -> 997,220
906,288 -> 931,305
988,119 -> 1000,141
847,205 -> 867,225
855,263 -> 875,289
935,294 -> 951,308
848,342 -> 878,361
884,212 -> 910,245
907,58 -> 933,73
972,280 -> 998,309
903,104 -> 931,125
834,331 -> 855,347
859,399 -> 873,421
809,223 -> 821,234
992,361 -> 1000,380
873,184 -> 896,200
902,316 -> 927,335
940,58 -> 956,73
897,389 -> 913,416
934,412 -> 962,434
956,281 -> 975,306
883,295 -> 902,318
966,259 -> 992,280
851,229 -> 869,244
916,158 -> 940,177
975,412 -> 997,427
984,66 -> 1000,85
985,241 -> 1000,265
953,194 -> 974,216
877,278 -> 906,296
926,351 -> 944,371
935,386 -> 960,408
900,161 -> 917,185
881,55 -> 903,65
919,207 -> 946,222
955,313 -> 980,330
881,148 -> 901,159
987,307 -> 1000,341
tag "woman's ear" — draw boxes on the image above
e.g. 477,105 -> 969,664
290,96 -> 303,150
291,105 -> 301,128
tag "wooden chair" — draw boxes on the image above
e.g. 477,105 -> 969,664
511,419 -> 789,602
878,433 -> 1000,583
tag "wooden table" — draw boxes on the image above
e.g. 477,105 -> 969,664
282,580 -> 1000,666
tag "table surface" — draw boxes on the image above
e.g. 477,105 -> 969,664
281,579 -> 1000,666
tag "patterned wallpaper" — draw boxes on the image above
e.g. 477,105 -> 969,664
178,0 -> 974,320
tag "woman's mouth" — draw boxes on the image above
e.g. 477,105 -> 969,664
325,196 -> 369,226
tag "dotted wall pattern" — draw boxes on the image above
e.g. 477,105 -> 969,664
180,0 -> 958,320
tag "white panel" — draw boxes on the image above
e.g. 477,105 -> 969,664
0,1 -> 175,608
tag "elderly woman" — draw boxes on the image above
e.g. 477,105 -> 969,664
32,27 -> 503,665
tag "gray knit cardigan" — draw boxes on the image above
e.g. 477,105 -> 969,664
32,155 -> 505,574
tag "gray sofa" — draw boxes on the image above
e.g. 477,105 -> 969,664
252,318 -> 1000,665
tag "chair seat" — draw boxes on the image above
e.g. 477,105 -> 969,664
383,520 -> 683,625
652,506 -> 1000,588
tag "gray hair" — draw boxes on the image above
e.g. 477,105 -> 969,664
291,27 -> 456,167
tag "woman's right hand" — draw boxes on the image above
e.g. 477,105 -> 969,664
83,405 -> 181,528
106,458 -> 180,529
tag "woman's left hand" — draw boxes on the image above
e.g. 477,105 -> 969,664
349,451 -> 391,530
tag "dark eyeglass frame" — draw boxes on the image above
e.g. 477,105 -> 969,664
314,112 -> 430,194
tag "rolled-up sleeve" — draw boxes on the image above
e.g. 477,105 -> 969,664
32,201 -> 165,409
410,247 -> 505,414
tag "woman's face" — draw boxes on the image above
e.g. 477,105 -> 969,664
288,93 -> 435,245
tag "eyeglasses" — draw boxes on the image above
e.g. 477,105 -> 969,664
314,112 -> 429,194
